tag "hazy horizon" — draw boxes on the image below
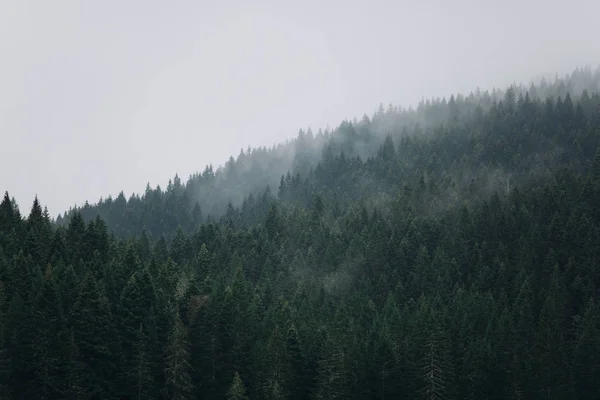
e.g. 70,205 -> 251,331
2,0 -> 600,216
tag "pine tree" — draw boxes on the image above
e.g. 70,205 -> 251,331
56,263 -> 78,320
533,264 -> 568,398
227,371 -> 249,400
6,254 -> 41,400
64,330 -> 89,400
189,294 -> 221,399
25,197 -> 52,266
370,294 -> 406,399
70,271 -> 121,400
65,212 -> 86,267
414,298 -> 454,400
286,323 -> 311,400
194,243 -> 211,281
118,270 -> 159,399
0,192 -> 14,235
132,323 -> 155,400
315,308 -> 352,400
164,313 -> 194,400
261,325 -> 291,400
32,264 -> 68,400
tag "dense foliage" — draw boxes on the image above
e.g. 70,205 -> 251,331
2,65 -> 600,399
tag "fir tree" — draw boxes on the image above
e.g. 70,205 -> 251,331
164,313 -> 194,400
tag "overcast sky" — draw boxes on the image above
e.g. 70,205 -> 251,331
1,0 -> 599,216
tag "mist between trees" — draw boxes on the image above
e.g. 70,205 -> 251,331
1,65 -> 600,399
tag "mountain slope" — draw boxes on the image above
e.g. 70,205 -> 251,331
1,66 -> 600,399
57,66 -> 600,239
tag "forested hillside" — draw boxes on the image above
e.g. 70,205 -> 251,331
2,65 -> 600,399
57,66 -> 600,239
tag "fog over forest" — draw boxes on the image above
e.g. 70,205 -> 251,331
3,2 -> 600,400
3,65 -> 600,399
57,65 -> 600,236
2,0 -> 600,215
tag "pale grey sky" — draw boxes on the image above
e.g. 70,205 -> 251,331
1,0 -> 599,216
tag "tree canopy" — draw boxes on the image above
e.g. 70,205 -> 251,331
2,65 -> 600,399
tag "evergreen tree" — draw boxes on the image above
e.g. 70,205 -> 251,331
118,270 -> 159,399
164,313 -> 194,400
132,323 -> 155,400
227,371 -> 249,400
32,264 -> 68,400
70,271 -> 121,399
